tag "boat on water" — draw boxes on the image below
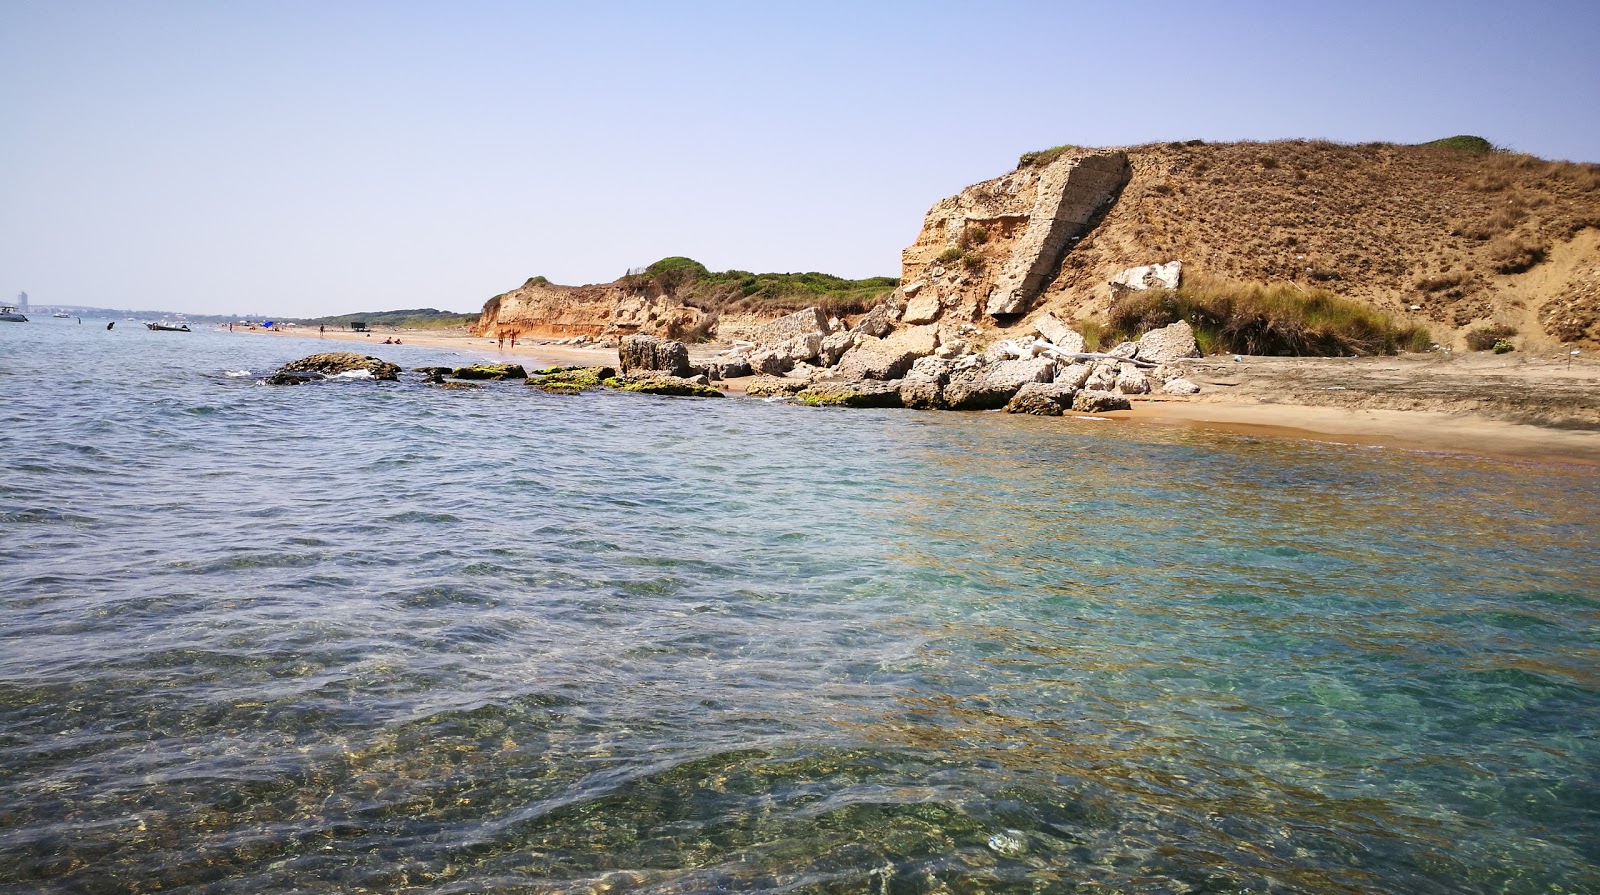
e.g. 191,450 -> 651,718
0,305 -> 27,323
53,312 -> 71,319
145,322 -> 191,332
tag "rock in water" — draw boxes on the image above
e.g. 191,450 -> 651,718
451,363 -> 527,380
793,380 -> 904,408
278,352 -> 401,381
619,335 -> 691,378
606,375 -> 723,398
1005,382 -> 1077,415
1073,390 -> 1131,413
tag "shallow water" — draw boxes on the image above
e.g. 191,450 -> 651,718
2,319 -> 1597,894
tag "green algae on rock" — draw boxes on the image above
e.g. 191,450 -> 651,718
451,363 -> 527,380
604,375 -> 724,398
793,380 -> 904,408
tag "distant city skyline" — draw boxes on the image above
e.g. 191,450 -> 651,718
4,1 -> 1598,318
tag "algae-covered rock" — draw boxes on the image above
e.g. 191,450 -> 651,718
605,375 -> 724,398
744,375 -> 807,398
434,381 -> 483,390
794,380 -> 904,408
528,366 -> 615,393
451,363 -> 527,380
280,352 -> 401,380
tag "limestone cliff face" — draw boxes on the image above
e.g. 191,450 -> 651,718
478,278 -> 708,341
899,150 -> 1130,321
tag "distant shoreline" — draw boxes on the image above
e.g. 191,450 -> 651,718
227,325 -> 1600,465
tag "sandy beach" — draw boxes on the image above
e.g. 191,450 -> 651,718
234,325 -> 1600,464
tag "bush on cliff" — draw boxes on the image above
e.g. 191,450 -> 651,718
623,256 -> 897,317
1106,279 -> 1432,356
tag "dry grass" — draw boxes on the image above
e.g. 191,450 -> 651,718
1487,237 -> 1548,274
1106,278 -> 1431,356
1034,138 -> 1600,345
1464,323 -> 1517,351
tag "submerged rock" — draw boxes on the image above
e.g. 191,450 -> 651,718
279,352 -> 401,381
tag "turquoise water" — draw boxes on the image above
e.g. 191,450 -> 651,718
2,319 -> 1597,894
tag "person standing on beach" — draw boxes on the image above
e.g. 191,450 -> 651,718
497,333 -> 505,349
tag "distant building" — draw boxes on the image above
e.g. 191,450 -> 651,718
15,291 -> 27,312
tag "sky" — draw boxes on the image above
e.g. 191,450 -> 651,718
3,0 -> 1597,318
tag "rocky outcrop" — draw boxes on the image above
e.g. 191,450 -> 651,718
1031,312 -> 1085,354
278,352 -> 401,381
794,380 -> 904,408
1110,261 -> 1182,297
1073,390 -> 1131,413
900,149 -> 1131,324
944,357 -> 1051,411
1005,382 -> 1078,415
478,278 -> 710,342
756,307 -> 830,345
1135,320 -> 1201,363
606,375 -> 723,398
745,376 -> 808,398
452,363 -> 527,380
836,326 -> 939,380
619,335 -> 691,377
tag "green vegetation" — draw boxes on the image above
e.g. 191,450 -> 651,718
528,366 -> 613,392
1017,143 -> 1084,169
1106,279 -> 1433,356
1493,338 -> 1516,354
602,375 -> 723,398
624,256 -> 897,317
936,247 -> 966,265
1419,135 -> 1496,154
304,308 -> 477,330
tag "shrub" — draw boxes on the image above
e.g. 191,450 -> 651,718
959,224 -> 989,248
1017,144 -> 1082,169
1105,278 -> 1430,356
936,246 -> 966,265
1465,323 -> 1517,350
1492,338 -> 1515,353
1488,237 -> 1547,274
1420,135 -> 1495,154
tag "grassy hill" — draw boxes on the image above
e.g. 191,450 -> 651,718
1027,137 -> 1600,351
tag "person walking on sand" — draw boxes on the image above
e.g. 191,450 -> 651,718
510,334 -> 517,348
319,324 -> 326,336
497,334 -> 505,350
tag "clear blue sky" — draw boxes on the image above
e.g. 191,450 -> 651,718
3,0 -> 1596,317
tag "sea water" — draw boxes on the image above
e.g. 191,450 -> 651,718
2,319 -> 1597,894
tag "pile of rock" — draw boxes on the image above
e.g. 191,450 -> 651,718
617,291 -> 1208,414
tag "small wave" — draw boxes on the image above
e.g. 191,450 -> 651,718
224,369 -> 252,378
330,370 -> 373,380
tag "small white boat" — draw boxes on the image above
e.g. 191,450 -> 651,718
53,312 -> 71,319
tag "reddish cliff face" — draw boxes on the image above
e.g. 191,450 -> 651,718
477,278 -> 709,342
